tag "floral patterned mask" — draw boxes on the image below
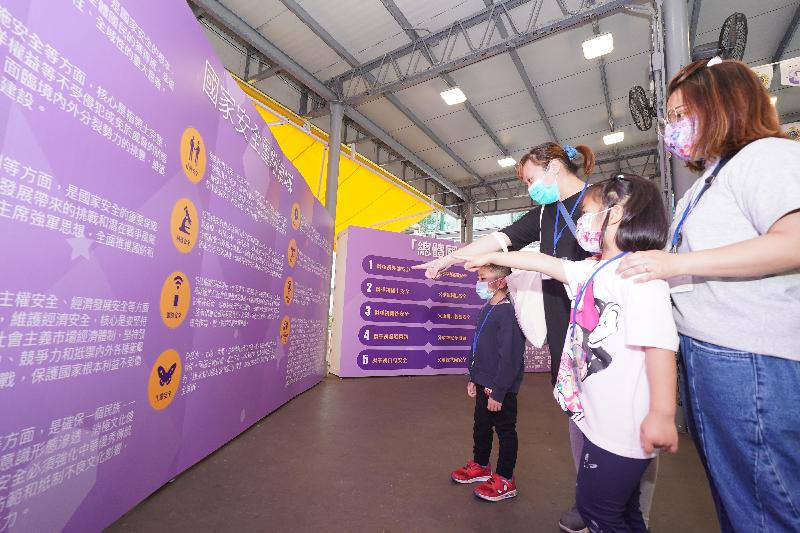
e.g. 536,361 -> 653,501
663,118 -> 697,161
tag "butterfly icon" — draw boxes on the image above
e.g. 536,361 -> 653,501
158,363 -> 177,386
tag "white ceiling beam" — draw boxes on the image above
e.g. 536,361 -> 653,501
380,0 -> 511,158
278,0 -> 494,192
482,0 -> 559,143
192,0 -> 469,201
329,0 -> 636,106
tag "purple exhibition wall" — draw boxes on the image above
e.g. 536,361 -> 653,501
330,226 -> 481,377
0,1 -> 333,532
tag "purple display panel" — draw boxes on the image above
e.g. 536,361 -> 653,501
360,278 -> 430,301
0,2 -> 333,532
358,302 -> 429,323
357,349 -> 429,371
525,342 -> 551,373
330,227 -> 481,377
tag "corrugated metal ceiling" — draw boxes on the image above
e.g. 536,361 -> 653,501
201,0 -> 800,207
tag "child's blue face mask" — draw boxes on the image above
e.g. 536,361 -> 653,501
475,281 -> 493,300
475,278 -> 505,300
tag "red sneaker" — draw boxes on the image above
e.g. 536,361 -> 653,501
451,460 -> 492,484
473,473 -> 517,501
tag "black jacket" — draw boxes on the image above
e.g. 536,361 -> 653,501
468,298 -> 526,402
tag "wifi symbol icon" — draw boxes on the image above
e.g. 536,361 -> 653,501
161,271 -> 191,329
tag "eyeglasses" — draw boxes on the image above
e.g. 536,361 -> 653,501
656,105 -> 690,136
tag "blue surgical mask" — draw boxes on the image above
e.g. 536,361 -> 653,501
476,278 -> 506,300
527,165 -> 560,205
475,281 -> 493,300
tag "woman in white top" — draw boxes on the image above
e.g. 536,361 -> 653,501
618,58 -> 800,532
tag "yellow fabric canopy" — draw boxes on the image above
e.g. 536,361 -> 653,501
234,75 -> 442,238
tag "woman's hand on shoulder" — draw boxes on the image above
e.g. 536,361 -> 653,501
617,250 -> 682,282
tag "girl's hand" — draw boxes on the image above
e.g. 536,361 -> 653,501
412,256 -> 457,279
457,253 -> 495,272
617,250 -> 682,282
640,411 -> 679,454
487,398 -> 502,412
467,381 -> 476,398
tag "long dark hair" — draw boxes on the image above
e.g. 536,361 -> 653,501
585,174 -> 669,253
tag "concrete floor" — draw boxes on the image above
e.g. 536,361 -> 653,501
106,373 -> 717,532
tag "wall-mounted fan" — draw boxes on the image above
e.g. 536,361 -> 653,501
628,13 -> 748,132
629,85 -> 656,131
692,12 -> 748,61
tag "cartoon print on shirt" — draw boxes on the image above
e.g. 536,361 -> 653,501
553,280 -> 621,420
575,297 -> 620,380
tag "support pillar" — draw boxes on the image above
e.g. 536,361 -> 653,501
663,0 -> 695,201
325,101 -> 344,222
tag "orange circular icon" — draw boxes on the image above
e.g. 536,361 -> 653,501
180,127 -> 207,183
283,276 -> 295,305
290,203 -> 301,231
160,271 -> 191,329
279,315 -> 291,345
287,239 -> 298,268
148,349 -> 182,411
170,198 -> 199,253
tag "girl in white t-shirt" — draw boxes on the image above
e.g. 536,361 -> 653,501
462,174 -> 679,532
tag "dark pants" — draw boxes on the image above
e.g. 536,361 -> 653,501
576,437 -> 651,533
473,384 -> 518,479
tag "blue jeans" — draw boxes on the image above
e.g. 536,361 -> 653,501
679,335 -> 800,533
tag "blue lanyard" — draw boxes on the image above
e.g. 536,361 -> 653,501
671,153 -> 736,252
471,296 -> 508,355
568,252 -> 627,390
553,180 -> 589,254
569,252 -> 628,338
671,183 -> 706,252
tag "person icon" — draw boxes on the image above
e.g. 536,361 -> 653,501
194,141 -> 201,164
189,136 -> 195,161
178,205 -> 192,235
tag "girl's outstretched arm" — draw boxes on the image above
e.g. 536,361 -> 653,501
459,251 -> 567,284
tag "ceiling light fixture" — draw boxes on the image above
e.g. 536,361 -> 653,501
603,131 -> 625,145
582,33 -> 614,60
440,87 -> 467,105
497,157 -> 516,168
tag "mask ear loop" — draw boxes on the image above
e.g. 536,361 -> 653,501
597,207 -> 614,254
548,161 -> 560,184
540,160 -> 557,186
487,276 -> 507,291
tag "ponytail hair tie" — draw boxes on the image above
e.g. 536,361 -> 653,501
563,144 -> 578,161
